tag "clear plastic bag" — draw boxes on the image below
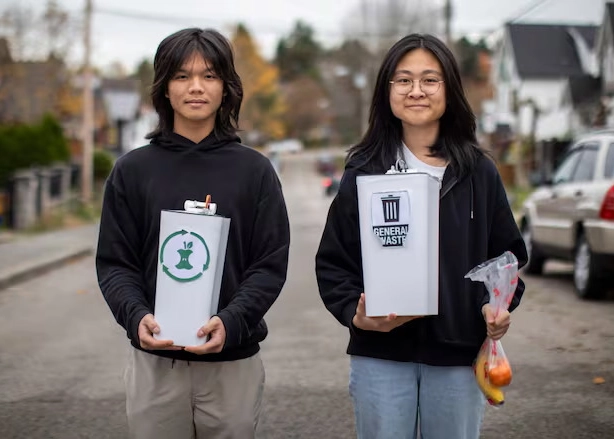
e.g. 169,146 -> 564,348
465,251 -> 519,406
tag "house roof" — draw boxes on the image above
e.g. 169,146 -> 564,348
0,59 -> 66,123
568,75 -> 602,107
608,3 -> 614,36
507,23 -> 598,78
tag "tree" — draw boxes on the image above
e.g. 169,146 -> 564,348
103,61 -> 129,79
0,0 -> 76,61
41,0 -> 73,60
281,76 -> 330,142
132,59 -> 154,106
455,37 -> 490,80
0,4 -> 35,61
343,0 -> 443,57
231,24 -> 285,143
275,21 -> 322,83
320,40 -> 373,144
337,0 -> 443,130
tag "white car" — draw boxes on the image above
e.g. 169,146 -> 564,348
266,139 -> 304,154
520,130 -> 614,299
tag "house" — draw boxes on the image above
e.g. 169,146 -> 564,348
0,37 -> 70,125
560,75 -> 603,134
490,23 -> 599,141
98,78 -> 142,155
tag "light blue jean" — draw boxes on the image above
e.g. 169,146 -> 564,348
349,355 -> 485,439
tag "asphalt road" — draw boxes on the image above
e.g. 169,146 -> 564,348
0,151 -> 612,438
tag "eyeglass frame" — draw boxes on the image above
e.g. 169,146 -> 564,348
388,77 -> 445,96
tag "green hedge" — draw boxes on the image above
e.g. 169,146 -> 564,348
0,114 -> 70,187
93,149 -> 115,181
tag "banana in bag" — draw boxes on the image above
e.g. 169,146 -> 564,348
465,251 -> 519,407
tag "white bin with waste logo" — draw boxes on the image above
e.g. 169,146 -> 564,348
357,169 -> 440,317
154,199 -> 230,347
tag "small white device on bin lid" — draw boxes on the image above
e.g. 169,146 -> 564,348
184,198 -> 217,215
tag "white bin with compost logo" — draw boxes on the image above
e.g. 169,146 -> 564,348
154,199 -> 230,347
357,168 -> 440,317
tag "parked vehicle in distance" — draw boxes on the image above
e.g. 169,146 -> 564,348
315,153 -> 337,176
266,139 -> 304,154
520,129 -> 614,299
322,174 -> 341,197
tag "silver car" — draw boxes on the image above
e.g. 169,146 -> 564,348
520,130 -> 614,299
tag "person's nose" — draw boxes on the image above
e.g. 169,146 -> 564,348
408,80 -> 425,98
188,77 -> 205,94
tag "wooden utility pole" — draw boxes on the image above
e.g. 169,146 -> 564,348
81,0 -> 94,204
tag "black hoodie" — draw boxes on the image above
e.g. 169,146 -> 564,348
96,132 -> 290,362
315,153 -> 528,367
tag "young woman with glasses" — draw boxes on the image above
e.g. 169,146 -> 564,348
315,33 -> 527,439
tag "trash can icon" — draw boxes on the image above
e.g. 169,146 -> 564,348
381,195 -> 400,223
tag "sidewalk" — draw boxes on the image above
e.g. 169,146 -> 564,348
0,223 -> 99,289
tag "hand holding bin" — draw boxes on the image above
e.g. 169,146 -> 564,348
154,197 -> 230,347
465,251 -> 519,406
356,166 -> 441,317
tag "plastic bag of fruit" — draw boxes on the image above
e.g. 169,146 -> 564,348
465,251 -> 519,406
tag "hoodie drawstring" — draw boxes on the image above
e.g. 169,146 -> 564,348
470,177 -> 474,220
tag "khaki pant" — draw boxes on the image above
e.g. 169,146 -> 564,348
124,348 -> 265,439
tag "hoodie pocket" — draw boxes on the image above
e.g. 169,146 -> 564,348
428,276 -> 486,348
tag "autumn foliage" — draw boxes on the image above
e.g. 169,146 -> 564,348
231,24 -> 286,143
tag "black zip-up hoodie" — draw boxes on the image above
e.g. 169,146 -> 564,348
315,153 -> 528,366
96,132 -> 290,362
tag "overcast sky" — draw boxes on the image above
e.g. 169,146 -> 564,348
14,0 -> 607,71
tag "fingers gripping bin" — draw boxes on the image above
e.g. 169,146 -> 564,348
153,200 -> 230,347
357,171 -> 440,317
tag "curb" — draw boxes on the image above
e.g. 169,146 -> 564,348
0,246 -> 94,290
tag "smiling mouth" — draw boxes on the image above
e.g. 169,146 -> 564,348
186,100 -> 207,104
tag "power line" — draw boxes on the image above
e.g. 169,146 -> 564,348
508,0 -> 554,23
92,5 -> 413,41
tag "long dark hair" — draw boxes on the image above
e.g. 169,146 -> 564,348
348,33 -> 482,178
146,28 -> 243,140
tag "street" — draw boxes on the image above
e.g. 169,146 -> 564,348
0,152 -> 613,438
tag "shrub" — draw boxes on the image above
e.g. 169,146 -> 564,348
93,149 -> 115,182
0,114 -> 70,187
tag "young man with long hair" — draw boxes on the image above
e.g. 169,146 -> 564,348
96,28 -> 290,439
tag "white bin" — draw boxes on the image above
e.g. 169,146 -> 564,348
357,172 -> 440,317
154,201 -> 230,347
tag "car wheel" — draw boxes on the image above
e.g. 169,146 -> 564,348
521,221 -> 545,274
574,233 -> 604,299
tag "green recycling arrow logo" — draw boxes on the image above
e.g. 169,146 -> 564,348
159,229 -> 210,283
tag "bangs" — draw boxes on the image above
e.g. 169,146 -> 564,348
165,38 -> 230,80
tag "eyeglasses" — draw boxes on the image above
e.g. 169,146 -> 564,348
389,77 -> 444,96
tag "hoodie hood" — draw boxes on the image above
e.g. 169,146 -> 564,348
150,131 -> 241,154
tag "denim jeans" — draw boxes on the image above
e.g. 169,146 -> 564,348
349,355 -> 485,439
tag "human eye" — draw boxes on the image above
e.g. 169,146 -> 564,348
205,72 -> 219,80
395,77 -> 412,84
422,77 -> 440,84
173,73 -> 188,80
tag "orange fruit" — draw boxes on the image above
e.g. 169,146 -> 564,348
488,361 -> 512,387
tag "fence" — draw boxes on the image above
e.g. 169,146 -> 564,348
0,164 -> 78,230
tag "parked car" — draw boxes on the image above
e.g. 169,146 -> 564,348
266,138 -> 304,154
520,129 -> 614,299
322,174 -> 341,197
315,153 -> 337,176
